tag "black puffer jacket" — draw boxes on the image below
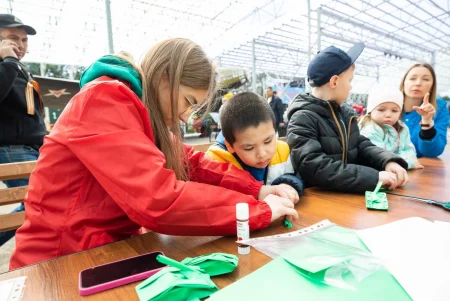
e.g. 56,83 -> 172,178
287,93 -> 408,193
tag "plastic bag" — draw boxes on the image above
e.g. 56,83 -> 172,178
240,221 -> 381,290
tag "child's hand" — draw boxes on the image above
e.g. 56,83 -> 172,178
263,194 -> 298,222
378,171 -> 398,190
258,185 -> 299,204
385,162 -> 409,187
412,160 -> 424,169
276,184 -> 300,204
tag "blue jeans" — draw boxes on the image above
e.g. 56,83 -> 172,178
0,145 -> 39,245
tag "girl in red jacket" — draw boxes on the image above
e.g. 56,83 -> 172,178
10,39 -> 298,269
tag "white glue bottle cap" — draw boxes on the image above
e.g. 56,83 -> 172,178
236,203 -> 249,220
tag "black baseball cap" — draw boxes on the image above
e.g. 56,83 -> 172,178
307,42 -> 365,87
0,14 -> 36,35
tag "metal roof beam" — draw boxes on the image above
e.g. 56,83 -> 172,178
225,44 -> 303,64
222,53 -> 299,66
272,28 -> 310,43
132,0 -> 230,24
428,0 -> 450,17
403,0 -> 450,38
251,37 -> 308,52
321,32 -> 422,62
320,9 -> 434,53
223,51 -> 302,66
254,40 -> 307,54
355,0 -> 445,47
220,56 -> 300,70
220,55 -> 300,69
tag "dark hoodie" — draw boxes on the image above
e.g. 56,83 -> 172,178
286,93 -> 408,193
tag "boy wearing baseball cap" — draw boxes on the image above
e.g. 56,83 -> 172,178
286,43 -> 409,193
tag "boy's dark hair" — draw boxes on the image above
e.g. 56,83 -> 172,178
220,92 -> 276,145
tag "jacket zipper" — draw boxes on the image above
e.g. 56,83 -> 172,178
326,102 -> 346,163
346,116 -> 356,164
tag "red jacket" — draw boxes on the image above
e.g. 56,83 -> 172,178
10,77 -> 271,269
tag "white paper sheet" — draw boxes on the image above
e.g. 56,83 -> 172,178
0,276 -> 27,301
357,217 -> 450,301
434,220 -> 450,233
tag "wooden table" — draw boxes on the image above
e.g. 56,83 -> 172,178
391,151 -> 450,202
1,155 -> 449,300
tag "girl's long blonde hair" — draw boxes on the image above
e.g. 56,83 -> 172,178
140,39 -> 216,181
359,114 -> 404,135
115,39 -> 216,181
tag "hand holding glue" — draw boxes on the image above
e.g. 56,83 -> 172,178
236,197 -> 299,254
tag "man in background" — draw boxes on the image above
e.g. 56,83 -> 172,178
0,14 -> 46,245
266,87 -> 285,135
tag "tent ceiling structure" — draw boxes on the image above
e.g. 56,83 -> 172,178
0,0 -> 299,65
217,0 -> 450,93
1,0 -> 449,93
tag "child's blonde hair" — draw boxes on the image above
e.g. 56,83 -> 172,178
359,114 -> 404,135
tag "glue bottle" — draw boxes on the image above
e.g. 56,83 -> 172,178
236,203 -> 250,255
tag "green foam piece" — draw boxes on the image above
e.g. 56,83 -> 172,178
365,191 -> 389,211
284,219 -> 293,229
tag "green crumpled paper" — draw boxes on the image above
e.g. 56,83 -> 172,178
135,266 -> 217,301
181,253 -> 238,276
136,253 -> 238,301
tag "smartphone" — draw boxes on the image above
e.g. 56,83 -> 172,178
79,251 -> 166,296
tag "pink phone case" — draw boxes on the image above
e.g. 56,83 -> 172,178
78,251 -> 165,296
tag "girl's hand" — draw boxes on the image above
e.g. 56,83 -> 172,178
258,184 -> 299,204
263,194 -> 298,222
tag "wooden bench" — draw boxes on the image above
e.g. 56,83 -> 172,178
0,161 -> 36,232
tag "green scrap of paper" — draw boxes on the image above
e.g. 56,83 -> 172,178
365,182 -> 389,211
283,219 -> 293,229
136,253 -> 239,301
135,266 -> 217,301
365,192 -> 389,211
181,253 -> 238,277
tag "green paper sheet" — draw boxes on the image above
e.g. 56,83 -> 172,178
209,225 -> 412,301
209,257 -> 411,301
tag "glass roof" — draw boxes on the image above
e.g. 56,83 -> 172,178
1,0 -> 449,93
